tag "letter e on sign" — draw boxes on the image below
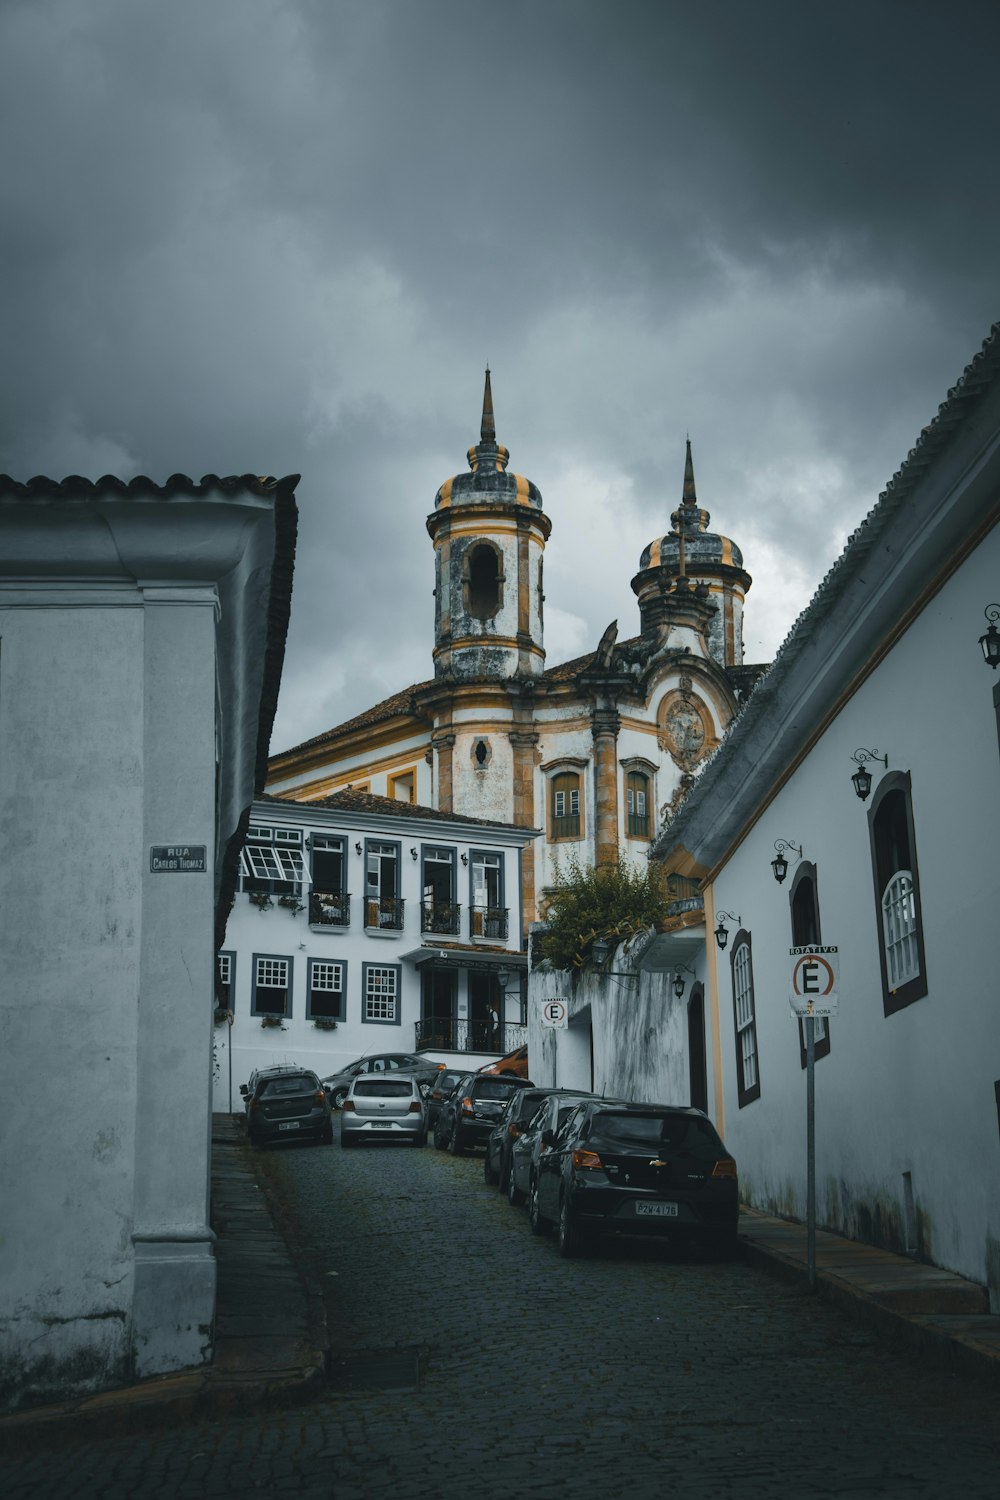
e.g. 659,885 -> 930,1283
540,998 -> 569,1030
788,946 -> 839,1016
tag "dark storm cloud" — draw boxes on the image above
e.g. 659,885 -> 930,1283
1,0 -> 997,749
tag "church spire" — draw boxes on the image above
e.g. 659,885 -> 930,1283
682,436 -> 697,507
481,366 -> 495,444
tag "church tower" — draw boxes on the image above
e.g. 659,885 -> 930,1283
427,371 -> 551,681
631,440 -> 752,667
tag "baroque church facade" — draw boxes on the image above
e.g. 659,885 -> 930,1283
267,374 -> 764,932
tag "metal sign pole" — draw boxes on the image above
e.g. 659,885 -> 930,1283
806,1012 -> 816,1291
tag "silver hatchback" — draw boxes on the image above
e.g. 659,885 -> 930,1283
341,1075 -> 427,1147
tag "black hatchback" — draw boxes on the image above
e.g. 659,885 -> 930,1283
532,1101 -> 738,1258
243,1067 -> 334,1148
438,1074 -> 536,1155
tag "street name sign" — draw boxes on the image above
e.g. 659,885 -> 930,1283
788,946 -> 839,1016
540,998 -> 569,1030
150,844 -> 207,873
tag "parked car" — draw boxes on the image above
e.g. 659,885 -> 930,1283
506,1090 -> 599,1206
478,1044 -> 530,1078
530,1101 -> 739,1258
432,1073 -> 477,1148
241,1066 -> 333,1148
483,1086 -> 552,1192
436,1074 -> 536,1155
425,1068 -> 471,1132
322,1051 -> 445,1109
341,1074 -> 427,1147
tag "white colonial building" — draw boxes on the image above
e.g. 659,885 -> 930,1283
0,470 -> 296,1411
213,790 -> 539,1107
649,324 -> 1000,1299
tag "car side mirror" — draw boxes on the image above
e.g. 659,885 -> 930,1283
239,1085 -> 248,1098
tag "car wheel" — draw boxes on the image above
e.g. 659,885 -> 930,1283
484,1150 -> 499,1186
528,1174 -> 546,1235
332,1087 -> 348,1111
557,1192 -> 582,1258
448,1120 -> 464,1156
507,1163 -> 524,1206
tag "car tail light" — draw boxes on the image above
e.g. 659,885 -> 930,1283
712,1158 -> 737,1179
571,1149 -> 603,1170
461,1097 -> 474,1115
408,1101 -> 422,1113
315,1090 -> 326,1104
342,1100 -> 356,1113
507,1124 -> 522,1139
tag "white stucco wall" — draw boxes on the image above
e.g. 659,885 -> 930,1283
708,530 -> 1000,1292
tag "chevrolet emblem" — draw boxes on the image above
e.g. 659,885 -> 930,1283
649,1159 -> 666,1167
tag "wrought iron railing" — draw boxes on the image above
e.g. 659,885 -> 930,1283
414,1019 -> 527,1054
309,890 -> 351,927
421,901 -> 461,936
365,895 -> 405,931
470,905 -> 508,940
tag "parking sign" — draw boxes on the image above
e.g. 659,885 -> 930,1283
789,946 -> 839,1016
540,998 -> 569,1029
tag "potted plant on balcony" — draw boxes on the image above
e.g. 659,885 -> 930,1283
249,890 -> 273,911
277,894 -> 305,912
313,1017 -> 338,1031
260,1014 -> 286,1030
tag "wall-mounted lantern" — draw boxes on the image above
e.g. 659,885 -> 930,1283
354,841 -> 363,855
771,839 -> 802,885
714,911 -> 741,951
410,847 -> 419,860
979,604 -> 1000,669
850,747 -> 888,802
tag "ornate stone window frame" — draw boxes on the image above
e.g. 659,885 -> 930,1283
540,755 -> 588,845
620,755 -> 657,841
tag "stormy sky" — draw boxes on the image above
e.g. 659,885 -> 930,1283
3,0 -> 998,754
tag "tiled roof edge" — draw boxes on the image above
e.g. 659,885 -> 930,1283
0,472 -> 300,500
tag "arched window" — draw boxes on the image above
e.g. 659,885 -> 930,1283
869,772 -> 926,1015
789,862 -> 831,1066
550,771 -> 582,840
730,929 -> 760,1107
464,542 -> 502,619
626,770 -> 651,839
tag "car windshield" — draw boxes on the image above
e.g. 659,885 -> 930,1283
435,1072 -> 464,1094
590,1112 -> 725,1157
474,1079 -> 523,1101
354,1080 -> 415,1098
260,1076 -> 314,1097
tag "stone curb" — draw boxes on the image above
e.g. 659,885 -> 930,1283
737,1220 -> 1000,1388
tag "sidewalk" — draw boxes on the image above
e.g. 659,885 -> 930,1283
738,1206 -> 1000,1385
0,1115 -> 327,1451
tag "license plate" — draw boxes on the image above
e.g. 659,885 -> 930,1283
636,1200 -> 678,1216
370,1121 -> 392,1129
278,1121 -> 300,1132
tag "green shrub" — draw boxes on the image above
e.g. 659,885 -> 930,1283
538,854 -> 669,971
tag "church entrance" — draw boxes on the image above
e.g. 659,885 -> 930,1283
420,967 -> 456,1050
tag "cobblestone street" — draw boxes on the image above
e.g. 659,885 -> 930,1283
4,1126 -> 999,1500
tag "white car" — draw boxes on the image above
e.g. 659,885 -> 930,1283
341,1074 -> 427,1147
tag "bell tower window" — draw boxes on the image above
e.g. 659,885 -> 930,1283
464,542 -> 503,620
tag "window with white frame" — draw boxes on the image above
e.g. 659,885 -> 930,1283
252,954 -> 293,1017
363,963 -> 400,1024
217,951 -> 235,1010
307,959 -> 345,1020
625,770 -> 651,839
869,773 -> 926,1016
240,826 -> 305,896
731,931 -> 760,1107
550,771 -> 582,839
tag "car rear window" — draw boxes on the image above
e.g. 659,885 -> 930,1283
354,1080 -> 416,1098
260,1076 -> 315,1097
474,1079 -> 524,1101
590,1112 -> 726,1157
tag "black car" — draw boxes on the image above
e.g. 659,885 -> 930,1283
437,1074 -> 535,1155
241,1066 -> 333,1148
506,1089 -> 599,1206
483,1086 -> 552,1192
432,1073 -> 476,1148
426,1068 -> 472,1132
531,1101 -> 738,1258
